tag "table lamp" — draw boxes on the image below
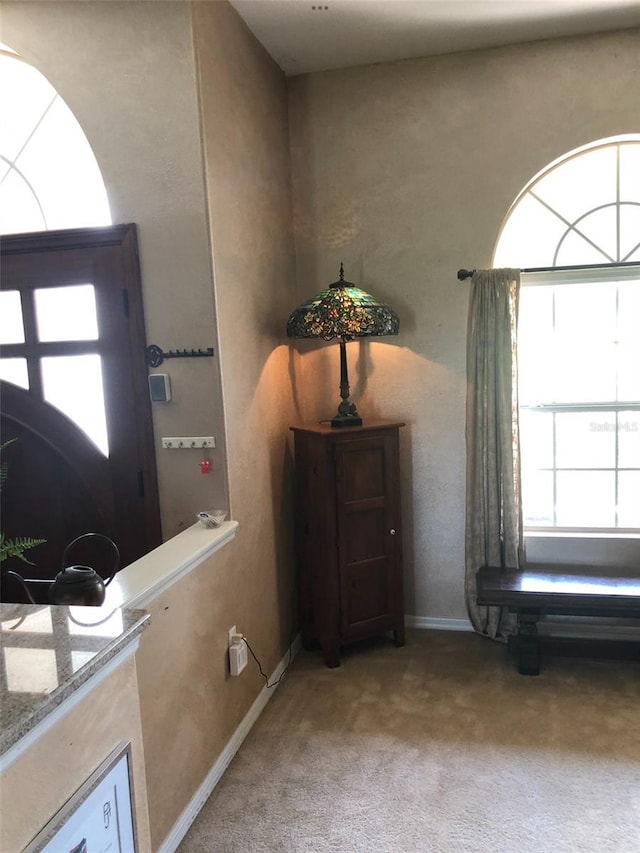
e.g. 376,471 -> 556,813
286,263 -> 399,427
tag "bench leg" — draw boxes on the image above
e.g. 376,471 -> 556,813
513,612 -> 540,676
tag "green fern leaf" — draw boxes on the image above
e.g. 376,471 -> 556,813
0,532 -> 46,564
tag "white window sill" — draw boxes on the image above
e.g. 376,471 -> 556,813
105,520 -> 239,609
525,530 -> 640,540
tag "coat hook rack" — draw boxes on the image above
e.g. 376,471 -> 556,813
146,345 -> 214,368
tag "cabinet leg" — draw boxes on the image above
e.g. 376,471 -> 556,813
322,642 -> 341,668
393,625 -> 405,647
301,629 -> 315,652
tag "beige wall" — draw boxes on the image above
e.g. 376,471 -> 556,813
287,28 -> 640,620
2,1 -> 297,847
0,656 -> 151,852
131,4 -> 298,846
193,0 -> 298,660
0,0 -> 229,539
135,541 -> 269,847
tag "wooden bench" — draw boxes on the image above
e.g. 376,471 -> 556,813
476,566 -> 640,675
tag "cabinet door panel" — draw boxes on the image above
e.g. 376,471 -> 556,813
344,508 -> 386,563
342,446 -> 386,503
345,558 -> 389,626
336,432 -> 399,638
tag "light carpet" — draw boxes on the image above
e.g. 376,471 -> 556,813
178,629 -> 640,853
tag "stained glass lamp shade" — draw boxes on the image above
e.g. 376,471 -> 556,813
287,264 -> 399,427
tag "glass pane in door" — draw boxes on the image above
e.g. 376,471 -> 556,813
41,354 -> 109,455
34,284 -> 98,341
0,357 -> 29,389
0,290 -> 25,343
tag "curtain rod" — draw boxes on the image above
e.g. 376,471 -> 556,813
457,261 -> 640,281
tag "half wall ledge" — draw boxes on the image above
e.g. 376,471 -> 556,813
105,520 -> 239,610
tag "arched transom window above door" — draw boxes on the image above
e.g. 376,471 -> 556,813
0,45 -> 114,453
0,44 -> 111,235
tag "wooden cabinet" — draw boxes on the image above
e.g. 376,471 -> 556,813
290,421 -> 405,667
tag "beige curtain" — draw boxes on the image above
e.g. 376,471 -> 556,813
465,268 -> 524,638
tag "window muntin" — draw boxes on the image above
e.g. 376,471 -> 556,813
495,136 -> 640,532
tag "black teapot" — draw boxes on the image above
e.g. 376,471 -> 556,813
4,533 -> 120,606
48,533 -> 120,606
49,565 -> 109,606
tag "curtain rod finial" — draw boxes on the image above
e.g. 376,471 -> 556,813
457,268 -> 475,281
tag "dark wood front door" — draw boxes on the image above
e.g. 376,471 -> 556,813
0,224 -> 161,602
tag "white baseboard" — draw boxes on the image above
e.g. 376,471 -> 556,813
158,633 -> 301,853
406,614 -> 640,641
405,615 -> 474,632
158,618 -> 472,850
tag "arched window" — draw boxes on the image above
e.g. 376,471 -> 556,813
0,45 -> 112,452
494,136 -> 640,268
494,137 -> 640,532
0,45 -> 111,234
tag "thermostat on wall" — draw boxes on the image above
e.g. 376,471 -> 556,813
148,373 -> 171,402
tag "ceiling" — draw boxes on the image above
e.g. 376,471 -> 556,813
229,0 -> 640,76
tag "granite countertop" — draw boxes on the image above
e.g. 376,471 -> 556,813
0,602 -> 150,758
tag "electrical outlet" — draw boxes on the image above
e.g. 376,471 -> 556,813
229,641 -> 248,676
228,625 -> 247,676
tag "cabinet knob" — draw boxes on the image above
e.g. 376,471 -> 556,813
390,528 -> 396,535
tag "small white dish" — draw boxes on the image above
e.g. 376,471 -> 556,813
197,510 -> 227,528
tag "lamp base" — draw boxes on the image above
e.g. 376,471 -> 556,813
331,341 -> 362,428
331,412 -> 363,428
